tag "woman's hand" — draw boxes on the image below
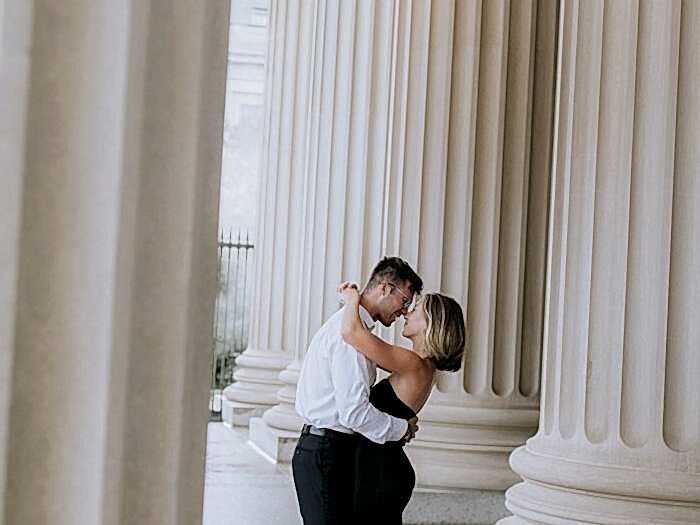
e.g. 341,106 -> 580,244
338,281 -> 360,305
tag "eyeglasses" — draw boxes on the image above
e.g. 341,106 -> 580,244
388,283 -> 414,310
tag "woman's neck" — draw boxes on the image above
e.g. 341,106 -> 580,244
408,334 -> 429,359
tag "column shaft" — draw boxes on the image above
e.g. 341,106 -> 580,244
246,2 -> 558,495
384,0 -> 557,490
501,1 -> 700,523
1,1 -> 230,524
251,0 -> 397,461
222,0 -> 311,426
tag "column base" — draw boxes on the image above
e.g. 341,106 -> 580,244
248,362 -> 305,461
269,452 -> 509,524
220,348 -> 291,427
221,398 -> 269,427
408,403 -> 538,490
248,417 -> 299,463
503,445 -> 700,525
244,423 -> 510,523
406,441 -> 520,491
503,480 -> 700,525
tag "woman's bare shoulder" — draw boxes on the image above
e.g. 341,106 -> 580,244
391,361 -> 435,404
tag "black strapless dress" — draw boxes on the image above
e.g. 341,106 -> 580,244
354,377 -> 417,524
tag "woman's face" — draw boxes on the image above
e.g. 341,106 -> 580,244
401,299 -> 428,340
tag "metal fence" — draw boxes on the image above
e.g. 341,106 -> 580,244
209,230 -> 254,420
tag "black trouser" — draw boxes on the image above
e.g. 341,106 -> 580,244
292,430 -> 358,525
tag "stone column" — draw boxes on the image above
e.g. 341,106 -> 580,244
222,0 -> 309,426
250,0 -> 398,461
379,0 -> 558,492
500,1 -> 700,523
0,3 -> 34,520
245,5 -> 558,501
0,1 -> 229,524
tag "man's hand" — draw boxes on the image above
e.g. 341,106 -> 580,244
401,416 -> 419,444
337,281 -> 360,305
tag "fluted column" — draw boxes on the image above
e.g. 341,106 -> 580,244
222,0 -> 309,426
1,4 -> 34,520
500,1 -> 700,523
245,3 -> 558,496
379,0 -> 558,491
250,0 -> 398,461
1,1 -> 229,524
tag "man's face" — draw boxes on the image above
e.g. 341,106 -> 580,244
375,280 -> 415,327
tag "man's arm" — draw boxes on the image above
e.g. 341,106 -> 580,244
330,339 -> 409,444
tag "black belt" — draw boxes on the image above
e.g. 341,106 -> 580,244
301,424 -> 358,441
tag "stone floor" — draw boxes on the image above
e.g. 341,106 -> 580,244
203,423 -> 301,525
202,422 -> 506,525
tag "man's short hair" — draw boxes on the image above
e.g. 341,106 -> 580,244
366,257 -> 423,294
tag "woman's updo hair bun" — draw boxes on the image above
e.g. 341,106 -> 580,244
420,293 -> 466,372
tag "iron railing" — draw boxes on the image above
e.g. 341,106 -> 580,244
209,230 -> 254,420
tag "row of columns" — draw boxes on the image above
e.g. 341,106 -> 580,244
224,0 -> 558,491
227,1 -> 700,522
1,1 -> 230,524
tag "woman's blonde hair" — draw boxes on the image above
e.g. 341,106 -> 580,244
420,293 -> 466,372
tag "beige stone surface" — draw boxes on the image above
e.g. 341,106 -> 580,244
244,0 -> 559,491
4,0 -> 697,523
222,0 -> 310,427
0,2 -> 34,522
205,423 -> 508,525
500,1 -> 700,523
394,0 -> 557,490
249,0 -> 409,457
0,1 -> 230,523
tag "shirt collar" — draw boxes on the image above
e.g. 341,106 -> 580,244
358,304 -> 375,331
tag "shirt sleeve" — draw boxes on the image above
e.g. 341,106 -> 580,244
330,338 -> 409,444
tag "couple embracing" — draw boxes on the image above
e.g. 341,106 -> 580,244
292,257 -> 466,524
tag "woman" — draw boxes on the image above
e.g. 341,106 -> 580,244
338,281 -> 466,524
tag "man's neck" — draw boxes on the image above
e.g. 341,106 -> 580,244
359,293 -> 378,321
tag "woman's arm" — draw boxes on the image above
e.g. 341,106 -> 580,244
339,282 -> 367,342
338,282 -> 424,374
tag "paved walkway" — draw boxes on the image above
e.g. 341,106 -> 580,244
202,422 -> 505,525
203,423 -> 301,525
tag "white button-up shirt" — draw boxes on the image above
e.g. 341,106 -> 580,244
295,305 -> 408,444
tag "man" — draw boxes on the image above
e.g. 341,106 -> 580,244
292,257 -> 423,524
